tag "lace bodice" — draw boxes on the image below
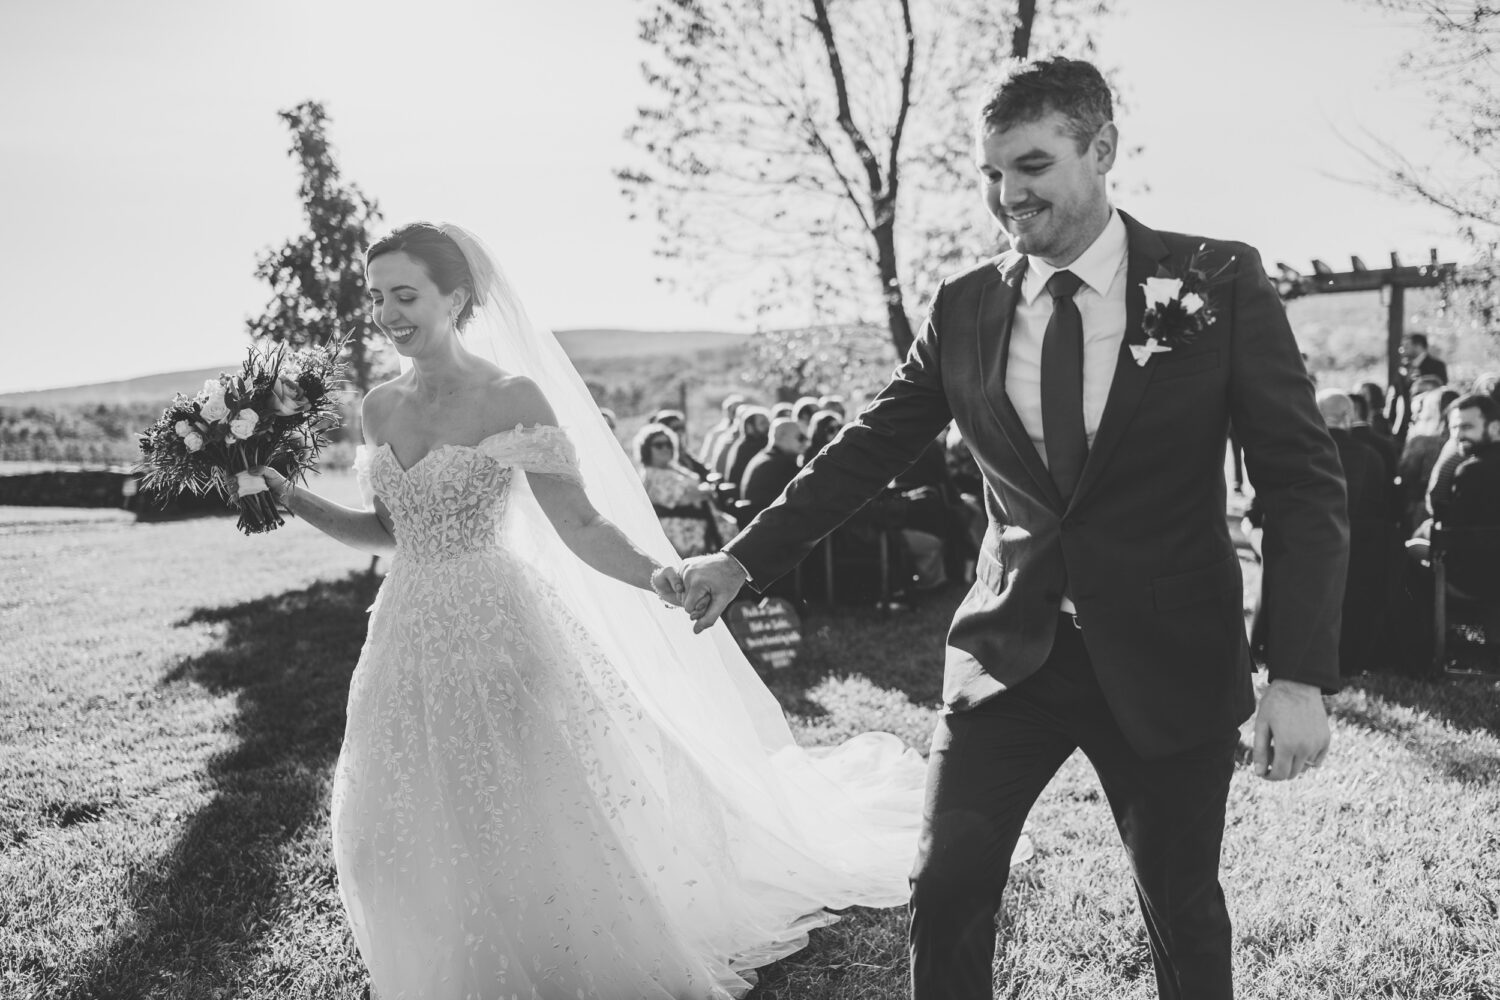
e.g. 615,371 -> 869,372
354,424 -> 581,565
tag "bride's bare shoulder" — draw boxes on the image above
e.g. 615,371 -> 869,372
360,374 -> 411,444
483,373 -> 559,431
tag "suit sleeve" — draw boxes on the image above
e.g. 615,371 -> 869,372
723,285 -> 957,587
1226,246 -> 1349,691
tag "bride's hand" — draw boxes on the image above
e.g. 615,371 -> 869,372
650,563 -> 687,608
246,466 -> 294,504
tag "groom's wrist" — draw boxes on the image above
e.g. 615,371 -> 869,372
720,551 -> 753,586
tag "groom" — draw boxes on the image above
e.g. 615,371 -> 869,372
679,58 -> 1347,1000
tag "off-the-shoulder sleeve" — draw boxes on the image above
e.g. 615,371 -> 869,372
478,425 -> 583,484
353,445 -> 376,508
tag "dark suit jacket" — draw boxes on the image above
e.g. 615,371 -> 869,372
1415,354 -> 1449,385
1334,429 -> 1395,524
724,212 -> 1349,758
1350,424 -> 1399,514
723,435 -> 767,497
739,448 -> 801,519
1330,429 -> 1399,674
1444,442 -> 1500,598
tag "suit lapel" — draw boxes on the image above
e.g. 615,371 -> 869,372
975,253 -> 1066,511
1069,210 -> 1171,510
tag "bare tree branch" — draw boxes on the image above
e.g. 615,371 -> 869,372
808,0 -> 886,199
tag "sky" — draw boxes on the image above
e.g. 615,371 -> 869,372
0,0 -> 1466,394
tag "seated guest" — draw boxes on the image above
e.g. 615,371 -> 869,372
793,396 -> 821,431
599,407 -> 617,432
1348,391 -> 1400,514
1411,373 -> 1446,399
770,401 -> 796,420
1357,381 -> 1395,439
697,393 -> 745,468
1399,387 -> 1460,532
740,417 -> 806,519
635,423 -> 735,557
1425,377 -> 1500,520
1441,393 -> 1500,600
650,408 -> 710,479
712,405 -> 769,482
893,432 -> 973,589
722,406 -> 772,495
1321,390 -> 1393,523
805,409 -> 844,460
817,394 -> 847,418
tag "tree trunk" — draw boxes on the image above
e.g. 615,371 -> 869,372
1012,0 -> 1037,58
874,217 -> 915,358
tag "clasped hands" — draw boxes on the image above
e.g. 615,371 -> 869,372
649,553 -> 747,633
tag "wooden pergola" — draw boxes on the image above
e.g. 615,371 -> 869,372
1273,251 -> 1459,387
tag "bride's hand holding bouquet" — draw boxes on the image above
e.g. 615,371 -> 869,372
136,337 -> 349,534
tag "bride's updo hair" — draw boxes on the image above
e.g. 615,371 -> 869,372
367,223 -> 477,329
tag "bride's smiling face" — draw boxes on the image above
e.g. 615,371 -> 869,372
367,251 -> 464,356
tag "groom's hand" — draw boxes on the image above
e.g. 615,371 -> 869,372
1252,679 -> 1330,781
680,554 -> 748,634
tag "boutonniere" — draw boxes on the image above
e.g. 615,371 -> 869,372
1132,245 -> 1236,367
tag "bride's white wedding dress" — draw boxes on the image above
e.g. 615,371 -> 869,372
332,424 -> 929,1000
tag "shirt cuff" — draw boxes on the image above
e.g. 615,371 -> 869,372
721,550 -> 754,587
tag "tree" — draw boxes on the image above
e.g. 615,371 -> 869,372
248,102 -> 388,394
1361,2 -> 1500,328
747,322 -> 896,400
620,0 -> 1110,360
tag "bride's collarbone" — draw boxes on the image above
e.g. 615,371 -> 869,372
372,373 -> 535,462
378,407 -> 526,465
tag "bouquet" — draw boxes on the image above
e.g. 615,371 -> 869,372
137,337 -> 349,534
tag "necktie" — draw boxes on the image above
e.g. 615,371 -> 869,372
1041,269 -> 1087,502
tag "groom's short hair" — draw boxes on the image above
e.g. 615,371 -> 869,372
976,57 -> 1113,152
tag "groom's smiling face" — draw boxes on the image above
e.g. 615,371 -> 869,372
978,109 -> 1116,268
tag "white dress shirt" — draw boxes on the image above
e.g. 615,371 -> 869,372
1006,209 -> 1129,615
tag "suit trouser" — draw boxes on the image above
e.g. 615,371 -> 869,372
908,614 -> 1238,1000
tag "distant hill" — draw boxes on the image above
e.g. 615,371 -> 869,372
0,329 -> 751,409
0,367 -> 239,409
556,328 -> 748,360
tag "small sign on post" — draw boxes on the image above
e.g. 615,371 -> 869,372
724,596 -> 802,670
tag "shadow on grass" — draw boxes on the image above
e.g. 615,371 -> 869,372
758,586 -> 965,717
55,571 -> 378,1000
1331,673 -> 1500,785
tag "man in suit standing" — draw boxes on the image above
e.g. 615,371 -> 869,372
1402,332 -> 1449,387
674,57 -> 1347,1000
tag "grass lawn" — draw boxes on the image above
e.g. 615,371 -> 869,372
2,487 -> 1497,1000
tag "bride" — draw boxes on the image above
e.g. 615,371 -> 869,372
247,221 -> 969,999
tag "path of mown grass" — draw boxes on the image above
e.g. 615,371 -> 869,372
2,490 -> 1497,999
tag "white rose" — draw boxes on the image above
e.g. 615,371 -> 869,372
183,431 -> 205,453
229,409 -> 260,440
1179,292 -> 1205,316
1143,277 -> 1183,309
174,420 -> 191,437
199,380 -> 230,423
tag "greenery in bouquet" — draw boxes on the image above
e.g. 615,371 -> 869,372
137,336 -> 350,533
